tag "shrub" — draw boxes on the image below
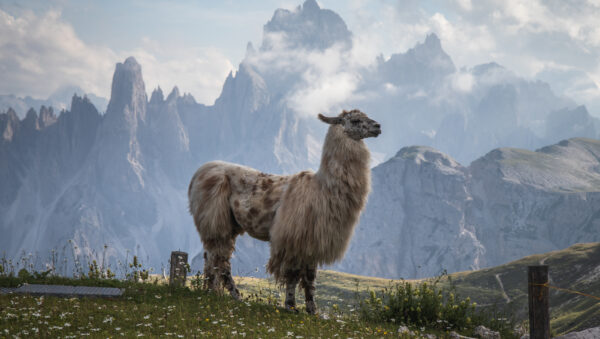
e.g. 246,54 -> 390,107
359,281 -> 475,330
358,279 -> 517,337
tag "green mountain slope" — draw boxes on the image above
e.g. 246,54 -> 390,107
443,242 -> 600,335
236,242 -> 600,335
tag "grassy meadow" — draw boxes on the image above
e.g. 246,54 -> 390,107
1,242 -> 599,338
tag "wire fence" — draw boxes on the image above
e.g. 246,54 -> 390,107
531,282 -> 600,302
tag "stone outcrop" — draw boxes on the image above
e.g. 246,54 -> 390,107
337,138 -> 600,278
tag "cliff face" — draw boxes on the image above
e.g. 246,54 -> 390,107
336,146 -> 484,278
0,58 -> 202,272
337,138 -> 600,279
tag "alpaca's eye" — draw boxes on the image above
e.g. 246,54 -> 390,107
351,119 -> 360,124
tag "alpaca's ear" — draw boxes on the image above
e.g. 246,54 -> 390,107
318,114 -> 343,125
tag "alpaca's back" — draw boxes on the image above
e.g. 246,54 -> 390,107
188,161 -> 290,245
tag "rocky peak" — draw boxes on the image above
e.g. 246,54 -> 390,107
471,138 -> 600,193
149,87 -> 164,104
545,105 -> 597,142
167,87 -> 180,102
262,0 -> 352,51
180,93 -> 196,105
302,0 -> 319,12
380,33 -> 455,87
105,56 -> 147,125
22,108 -> 39,131
214,63 -> 269,113
38,106 -> 57,129
423,33 -> 441,50
407,33 -> 454,70
70,95 -> 100,120
394,146 -> 466,178
1,108 -> 20,142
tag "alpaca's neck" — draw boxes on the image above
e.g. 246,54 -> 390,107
316,126 -> 371,193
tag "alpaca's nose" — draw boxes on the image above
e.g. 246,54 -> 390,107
374,123 -> 381,129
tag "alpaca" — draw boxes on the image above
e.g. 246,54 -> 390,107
188,109 -> 381,314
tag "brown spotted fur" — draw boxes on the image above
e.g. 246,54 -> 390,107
188,109 -> 381,312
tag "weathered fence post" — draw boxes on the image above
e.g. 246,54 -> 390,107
528,265 -> 550,339
169,251 -> 188,286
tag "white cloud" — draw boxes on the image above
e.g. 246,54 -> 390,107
246,31 -> 367,118
357,0 -> 600,115
288,71 -> 360,118
0,9 -> 115,99
0,9 -> 234,106
129,39 -> 234,105
450,71 -> 475,93
428,12 -> 496,69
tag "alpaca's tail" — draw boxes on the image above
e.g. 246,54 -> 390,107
188,162 -> 233,248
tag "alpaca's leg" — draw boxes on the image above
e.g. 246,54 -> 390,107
221,231 -> 242,300
284,270 -> 301,312
204,251 -> 221,291
205,234 -> 241,300
202,251 -> 215,290
301,267 -> 317,315
219,255 -> 240,300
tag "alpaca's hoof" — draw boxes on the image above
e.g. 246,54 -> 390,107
306,301 -> 317,315
229,289 -> 241,301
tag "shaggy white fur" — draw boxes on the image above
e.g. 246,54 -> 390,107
188,109 -> 381,313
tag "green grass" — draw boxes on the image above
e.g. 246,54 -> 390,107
0,268 -> 493,338
235,270 -> 397,314
1,242 -> 598,337
0,280 -> 414,338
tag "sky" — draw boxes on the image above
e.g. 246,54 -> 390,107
1,0 -> 600,115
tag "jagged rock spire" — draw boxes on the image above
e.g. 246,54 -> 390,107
262,0 -> 352,51
105,56 -> 147,125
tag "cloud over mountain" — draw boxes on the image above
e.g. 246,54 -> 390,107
0,9 -> 234,105
0,9 -> 115,99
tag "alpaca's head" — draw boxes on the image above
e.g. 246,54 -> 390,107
318,109 -> 381,140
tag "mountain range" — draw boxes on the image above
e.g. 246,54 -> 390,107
339,138 -> 600,278
0,86 -> 108,118
1,0 -> 599,278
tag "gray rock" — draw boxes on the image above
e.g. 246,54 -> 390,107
262,0 -> 352,51
474,325 -> 500,339
338,138 -> 600,278
450,331 -> 476,339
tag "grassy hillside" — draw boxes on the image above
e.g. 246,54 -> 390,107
1,242 -> 598,337
234,242 -> 599,336
233,243 -> 600,336
440,242 -> 600,335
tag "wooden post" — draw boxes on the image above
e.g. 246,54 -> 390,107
528,265 -> 550,339
169,251 -> 188,286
